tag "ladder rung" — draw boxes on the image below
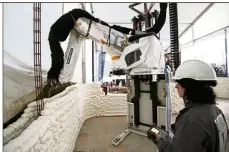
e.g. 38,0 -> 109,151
34,42 -> 41,44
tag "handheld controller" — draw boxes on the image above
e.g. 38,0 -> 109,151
147,126 -> 169,144
151,126 -> 168,139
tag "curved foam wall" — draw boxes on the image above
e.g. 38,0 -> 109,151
169,82 -> 184,113
167,78 -> 229,113
3,84 -> 127,152
214,78 -> 229,99
3,79 -> 228,151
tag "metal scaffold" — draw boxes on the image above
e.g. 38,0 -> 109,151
33,3 -> 44,115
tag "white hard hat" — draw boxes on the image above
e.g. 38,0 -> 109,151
172,59 -> 217,81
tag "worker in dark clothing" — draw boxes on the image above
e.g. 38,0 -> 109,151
47,9 -> 135,86
155,60 -> 228,152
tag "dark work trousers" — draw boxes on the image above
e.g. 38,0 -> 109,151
47,12 -> 74,80
47,40 -> 64,80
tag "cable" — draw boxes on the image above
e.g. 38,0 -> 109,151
169,3 -> 180,70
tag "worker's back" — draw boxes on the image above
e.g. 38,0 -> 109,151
172,103 -> 228,152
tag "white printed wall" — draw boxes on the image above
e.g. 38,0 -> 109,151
214,78 -> 229,99
3,84 -> 127,152
3,77 -> 229,151
168,77 -> 229,114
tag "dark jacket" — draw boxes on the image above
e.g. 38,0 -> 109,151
157,103 -> 228,152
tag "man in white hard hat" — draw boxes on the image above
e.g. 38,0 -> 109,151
155,59 -> 228,152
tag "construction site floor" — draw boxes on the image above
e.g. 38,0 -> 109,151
74,116 -> 157,152
74,98 -> 229,152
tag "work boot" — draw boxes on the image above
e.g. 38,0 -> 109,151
35,79 -> 58,100
36,79 -> 74,100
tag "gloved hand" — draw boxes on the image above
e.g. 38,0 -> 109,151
160,3 -> 168,10
147,128 -> 159,145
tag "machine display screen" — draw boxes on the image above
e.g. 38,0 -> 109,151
151,128 -> 159,134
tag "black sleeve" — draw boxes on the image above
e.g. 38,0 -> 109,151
70,9 -> 111,27
111,25 -> 135,35
98,19 -> 110,27
145,3 -> 167,34
70,9 -> 135,35
157,121 -> 208,152
70,9 -> 99,22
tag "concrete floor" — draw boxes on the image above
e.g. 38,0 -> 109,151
74,116 -> 157,152
74,98 -> 229,152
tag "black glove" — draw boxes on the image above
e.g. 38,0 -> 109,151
160,3 -> 168,10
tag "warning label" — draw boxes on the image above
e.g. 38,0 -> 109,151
67,48 -> 73,64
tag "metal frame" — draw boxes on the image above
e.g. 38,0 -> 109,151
112,3 -> 162,146
181,25 -> 229,47
129,3 -> 144,16
112,2 -> 179,146
90,3 -> 95,82
165,3 -> 214,52
112,102 -> 149,146
33,3 -> 44,115
179,3 -> 214,38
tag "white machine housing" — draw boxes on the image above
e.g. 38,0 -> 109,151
113,35 -> 165,76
